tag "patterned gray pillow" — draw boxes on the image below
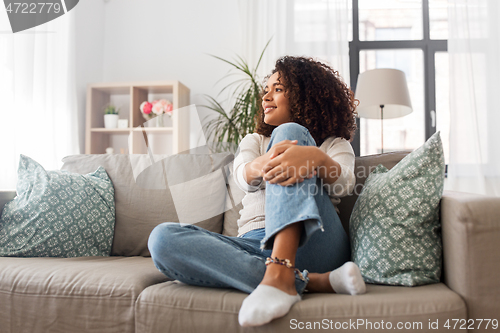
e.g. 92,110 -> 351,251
349,132 -> 445,286
0,155 -> 115,257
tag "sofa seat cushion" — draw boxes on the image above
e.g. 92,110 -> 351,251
136,281 -> 466,333
0,256 -> 169,333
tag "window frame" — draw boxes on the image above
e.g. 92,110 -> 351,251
349,0 -> 448,156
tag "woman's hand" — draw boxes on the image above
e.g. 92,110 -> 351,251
244,140 -> 299,186
262,144 -> 321,186
249,140 -> 295,171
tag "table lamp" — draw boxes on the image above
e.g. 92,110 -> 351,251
354,68 -> 413,153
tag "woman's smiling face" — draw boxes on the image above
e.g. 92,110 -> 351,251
262,72 -> 291,126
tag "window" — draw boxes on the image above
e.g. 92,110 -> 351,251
350,0 -> 449,158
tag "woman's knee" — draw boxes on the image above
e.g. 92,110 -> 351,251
148,222 -> 182,260
272,122 -> 307,137
271,122 -> 315,145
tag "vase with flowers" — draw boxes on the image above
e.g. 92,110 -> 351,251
140,99 -> 173,127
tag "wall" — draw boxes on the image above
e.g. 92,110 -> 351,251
75,0 -> 243,153
75,0 -> 106,154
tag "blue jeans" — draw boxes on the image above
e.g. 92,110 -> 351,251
148,123 -> 351,295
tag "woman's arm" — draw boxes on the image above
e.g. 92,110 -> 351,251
314,148 -> 342,186
261,145 -> 323,186
262,146 -> 335,185
243,155 -> 267,187
233,134 -> 303,192
318,138 -> 356,197
261,139 -> 354,195
233,134 -> 266,192
244,140 -> 300,186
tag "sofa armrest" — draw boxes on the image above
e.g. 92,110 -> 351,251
0,190 -> 16,215
441,190 -> 500,323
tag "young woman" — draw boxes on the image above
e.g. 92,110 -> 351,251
148,55 -> 366,327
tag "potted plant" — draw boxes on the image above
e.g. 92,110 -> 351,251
104,104 -> 120,129
202,38 -> 271,153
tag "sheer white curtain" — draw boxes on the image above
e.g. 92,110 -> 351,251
238,0 -> 350,84
446,0 -> 500,196
0,10 -> 79,189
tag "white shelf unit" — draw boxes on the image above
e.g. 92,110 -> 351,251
85,81 -> 190,154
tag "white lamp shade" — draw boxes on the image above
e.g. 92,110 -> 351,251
354,68 -> 413,119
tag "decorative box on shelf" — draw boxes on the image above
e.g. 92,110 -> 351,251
85,81 -> 190,155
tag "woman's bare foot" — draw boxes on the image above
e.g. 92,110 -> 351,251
306,272 -> 335,293
305,262 -> 366,295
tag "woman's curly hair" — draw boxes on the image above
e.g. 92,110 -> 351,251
254,56 -> 358,146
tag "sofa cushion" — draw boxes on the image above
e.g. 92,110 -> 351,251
61,153 -> 232,256
0,155 -> 115,257
0,256 -> 168,333
350,132 -> 445,286
135,281 -> 466,333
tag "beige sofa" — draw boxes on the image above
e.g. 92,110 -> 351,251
0,151 -> 499,333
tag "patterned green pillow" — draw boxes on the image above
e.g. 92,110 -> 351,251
349,132 -> 445,286
0,155 -> 115,257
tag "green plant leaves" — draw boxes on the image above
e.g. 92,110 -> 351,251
201,38 -> 272,153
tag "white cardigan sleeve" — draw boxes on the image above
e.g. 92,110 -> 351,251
321,137 -> 356,198
233,133 -> 266,193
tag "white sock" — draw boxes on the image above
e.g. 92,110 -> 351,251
238,284 -> 301,327
329,261 -> 366,295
